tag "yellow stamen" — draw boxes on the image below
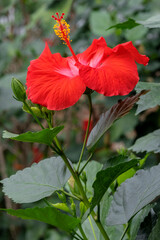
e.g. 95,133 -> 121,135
52,13 -> 71,44
52,12 -> 78,63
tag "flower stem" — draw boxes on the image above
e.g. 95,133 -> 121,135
77,94 -> 92,173
30,100 -> 109,240
119,223 -> 129,240
88,216 -> 98,240
79,225 -> 88,240
59,151 -> 110,240
78,153 -> 93,176
23,101 -> 44,129
46,113 -> 62,151
62,189 -> 81,201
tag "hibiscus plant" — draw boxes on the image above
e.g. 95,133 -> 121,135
1,12 -> 160,240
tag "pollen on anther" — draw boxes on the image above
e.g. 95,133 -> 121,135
52,15 -> 71,43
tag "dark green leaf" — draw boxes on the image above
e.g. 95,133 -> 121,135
91,159 -> 138,210
0,157 -> 70,203
1,207 -> 80,233
87,91 -> 147,151
107,18 -> 140,30
129,129 -> 160,153
129,205 -> 152,240
135,82 -> 160,114
79,161 -> 103,198
79,192 -> 125,240
105,154 -> 137,168
106,164 -> 160,225
107,15 -> 160,31
148,213 -> 160,240
3,126 -> 64,145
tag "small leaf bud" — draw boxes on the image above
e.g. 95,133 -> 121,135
30,107 -> 44,118
52,203 -> 71,213
80,171 -> 87,184
70,198 -> 76,217
68,176 -> 80,195
79,201 -> 87,218
56,191 -> 66,203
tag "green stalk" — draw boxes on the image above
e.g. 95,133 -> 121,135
79,225 -> 88,240
23,101 -> 44,129
88,216 -> 98,240
79,153 -> 93,176
119,223 -> 129,240
60,152 -> 110,240
46,114 -> 62,151
77,94 -> 92,172
27,100 -> 109,240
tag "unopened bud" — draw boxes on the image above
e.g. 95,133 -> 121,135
56,191 -> 66,203
11,78 -> 26,102
79,201 -> 87,218
30,107 -> 44,118
52,203 -> 71,213
68,176 -> 80,195
42,107 -> 53,114
80,171 -> 87,184
70,198 -> 76,217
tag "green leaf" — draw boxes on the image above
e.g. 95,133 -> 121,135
129,129 -> 160,153
87,91 -> 146,151
105,154 -> 133,168
137,15 -> 160,28
124,25 -> 148,41
148,213 -> 160,240
91,159 -> 138,210
129,205 -> 152,240
110,110 -> 138,142
0,157 -> 70,203
135,82 -> 160,114
107,18 -> 140,30
3,126 -> 64,145
79,161 -> 103,198
78,192 -> 125,240
106,163 -> 160,225
107,15 -> 160,30
117,168 -> 136,186
1,207 -> 80,233
90,11 -> 115,36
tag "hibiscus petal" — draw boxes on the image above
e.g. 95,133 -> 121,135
26,43 -> 86,110
113,41 -> 149,66
77,37 -> 112,68
79,43 -> 147,96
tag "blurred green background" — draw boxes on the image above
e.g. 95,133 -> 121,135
0,0 -> 160,239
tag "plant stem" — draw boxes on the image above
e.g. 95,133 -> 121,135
60,152 -> 110,240
119,223 -> 129,240
46,113 -> 62,151
62,189 -> 81,201
79,153 -> 93,176
34,100 -> 109,240
77,94 -> 92,173
79,225 -> 88,240
23,101 -> 44,129
88,216 -> 98,240
72,231 -> 84,240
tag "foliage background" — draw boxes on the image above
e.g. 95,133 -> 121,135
0,0 -> 160,239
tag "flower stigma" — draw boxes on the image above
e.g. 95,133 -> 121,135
52,12 -> 79,63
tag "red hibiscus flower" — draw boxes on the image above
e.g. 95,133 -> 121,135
26,13 -> 149,111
